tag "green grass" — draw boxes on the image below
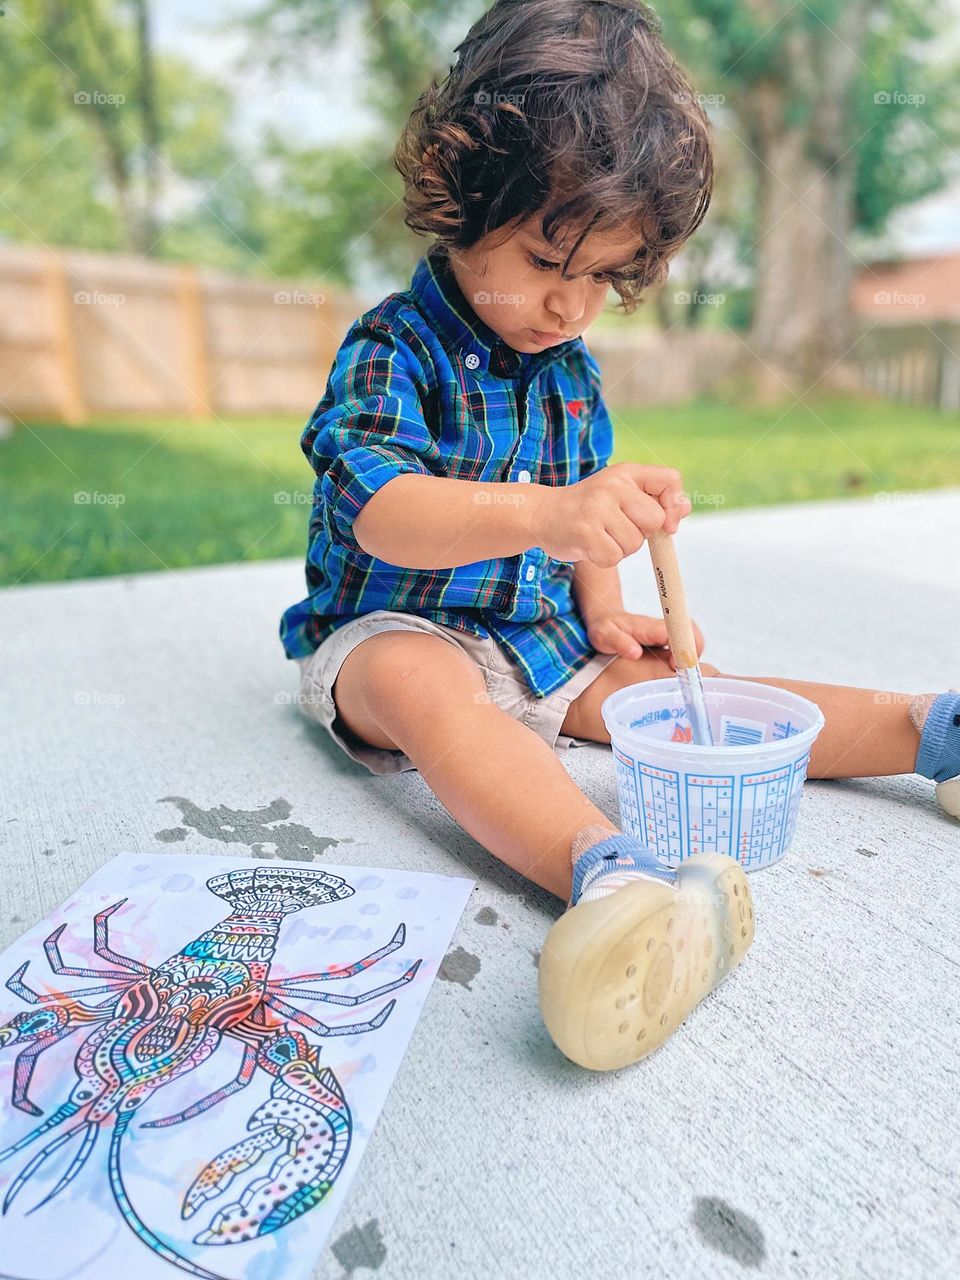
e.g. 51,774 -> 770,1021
2,394 -> 958,586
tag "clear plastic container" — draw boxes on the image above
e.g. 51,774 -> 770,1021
601,677 -> 825,871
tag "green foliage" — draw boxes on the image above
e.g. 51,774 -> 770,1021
657,0 -> 959,237
3,396 -> 959,585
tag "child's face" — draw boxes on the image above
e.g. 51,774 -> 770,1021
448,215 -> 643,353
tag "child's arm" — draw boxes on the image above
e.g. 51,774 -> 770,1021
571,559 -> 624,625
354,472 -> 546,569
308,325 -> 546,570
570,348 -> 621,622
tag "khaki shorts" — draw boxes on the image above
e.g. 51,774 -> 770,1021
294,609 -> 619,776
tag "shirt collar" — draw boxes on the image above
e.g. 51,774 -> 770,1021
408,244 -> 581,378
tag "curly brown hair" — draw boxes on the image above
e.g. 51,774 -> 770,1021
394,0 -> 714,313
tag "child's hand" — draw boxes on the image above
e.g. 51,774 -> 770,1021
586,609 -> 706,667
532,463 -> 692,567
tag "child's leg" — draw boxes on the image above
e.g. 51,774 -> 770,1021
335,632 -> 753,1070
333,629 -> 620,901
561,656 -> 922,779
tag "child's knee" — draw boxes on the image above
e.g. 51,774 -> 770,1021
350,631 -> 485,715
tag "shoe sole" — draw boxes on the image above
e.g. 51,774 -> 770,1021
936,777 -> 960,819
538,854 -> 755,1071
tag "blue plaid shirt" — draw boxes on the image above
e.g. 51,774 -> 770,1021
279,244 -> 615,697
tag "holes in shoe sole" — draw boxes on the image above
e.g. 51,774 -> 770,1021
626,963 -> 637,978
703,937 -> 713,959
667,917 -> 675,934
659,1013 -> 669,1027
619,1021 -> 629,1034
636,1028 -> 647,1041
616,996 -> 626,1010
646,937 -> 656,952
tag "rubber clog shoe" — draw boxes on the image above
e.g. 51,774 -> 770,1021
538,853 -> 754,1071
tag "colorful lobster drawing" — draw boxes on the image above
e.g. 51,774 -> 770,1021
0,865 -> 422,1279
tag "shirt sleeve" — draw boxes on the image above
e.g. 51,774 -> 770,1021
301,325 -> 445,556
578,347 -> 614,481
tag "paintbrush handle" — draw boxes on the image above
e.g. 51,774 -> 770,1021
647,530 -> 699,670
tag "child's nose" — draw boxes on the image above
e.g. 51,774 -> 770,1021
544,279 -> 587,326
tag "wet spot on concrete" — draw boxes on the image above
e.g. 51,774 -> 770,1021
331,1217 -> 387,1274
156,827 -> 188,843
156,797 -> 343,861
438,946 -> 481,991
692,1196 -> 767,1268
40,848 -> 55,857
475,907 -> 499,926
61,839 -> 76,846
856,847 -> 878,857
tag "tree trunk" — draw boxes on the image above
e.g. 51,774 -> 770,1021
743,0 -> 870,392
748,96 -> 856,392
130,0 -> 162,251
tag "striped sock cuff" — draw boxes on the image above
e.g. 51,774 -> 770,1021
570,833 -> 677,904
915,691 -> 960,782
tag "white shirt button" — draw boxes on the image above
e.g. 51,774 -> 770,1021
517,469 -> 531,483
464,352 -> 480,370
524,564 -> 536,582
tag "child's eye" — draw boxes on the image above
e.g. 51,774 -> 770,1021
528,252 -> 616,285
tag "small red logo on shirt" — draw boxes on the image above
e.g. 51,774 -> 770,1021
566,399 -> 584,419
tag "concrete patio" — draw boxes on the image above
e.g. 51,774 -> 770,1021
1,491 -> 958,1279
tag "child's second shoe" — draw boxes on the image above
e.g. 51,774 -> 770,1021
538,833 -> 754,1071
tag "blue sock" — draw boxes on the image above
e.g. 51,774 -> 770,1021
915,692 -> 960,783
570,832 -> 677,907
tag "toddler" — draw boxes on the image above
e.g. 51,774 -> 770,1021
280,0 -> 959,1071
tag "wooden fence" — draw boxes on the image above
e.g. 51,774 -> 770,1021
855,323 -> 960,412
0,245 -> 364,424
1,244 -> 956,422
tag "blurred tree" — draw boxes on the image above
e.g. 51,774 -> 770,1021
244,0 -> 958,375
235,0 -> 483,287
0,0 -> 270,269
658,0 -> 959,386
